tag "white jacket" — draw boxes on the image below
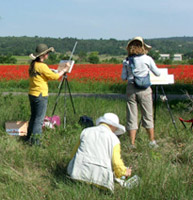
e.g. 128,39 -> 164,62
67,124 -> 120,191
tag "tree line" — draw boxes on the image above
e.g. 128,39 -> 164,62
0,36 -> 193,64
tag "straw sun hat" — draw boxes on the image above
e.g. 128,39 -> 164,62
96,113 -> 126,136
126,36 -> 152,51
29,43 -> 54,60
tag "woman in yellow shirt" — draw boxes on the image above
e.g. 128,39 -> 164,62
26,44 -> 69,144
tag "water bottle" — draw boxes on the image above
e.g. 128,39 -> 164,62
121,175 -> 140,189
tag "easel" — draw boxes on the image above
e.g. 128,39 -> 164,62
51,42 -> 77,128
153,85 -> 178,134
51,74 -> 76,128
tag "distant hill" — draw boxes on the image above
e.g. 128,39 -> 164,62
0,36 -> 193,56
148,37 -> 193,55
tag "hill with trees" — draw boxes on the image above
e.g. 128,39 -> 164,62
0,36 -> 193,64
0,36 -> 193,55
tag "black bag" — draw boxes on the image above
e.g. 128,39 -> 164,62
134,73 -> 151,89
79,115 -> 94,128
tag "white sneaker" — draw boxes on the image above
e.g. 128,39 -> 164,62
149,140 -> 159,148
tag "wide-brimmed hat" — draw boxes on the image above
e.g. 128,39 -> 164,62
126,36 -> 152,51
96,113 -> 126,136
29,43 -> 54,60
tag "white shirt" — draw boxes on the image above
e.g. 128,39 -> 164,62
121,54 -> 161,82
67,124 -> 120,191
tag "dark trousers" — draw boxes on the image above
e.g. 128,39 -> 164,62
27,94 -> 48,142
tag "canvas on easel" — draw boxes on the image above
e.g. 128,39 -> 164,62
150,68 -> 174,85
57,60 -> 75,73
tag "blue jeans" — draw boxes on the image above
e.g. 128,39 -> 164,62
27,94 -> 48,141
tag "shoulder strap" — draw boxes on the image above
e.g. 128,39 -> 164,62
128,56 -> 136,77
128,56 -> 135,70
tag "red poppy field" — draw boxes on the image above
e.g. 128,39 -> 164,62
0,64 -> 192,84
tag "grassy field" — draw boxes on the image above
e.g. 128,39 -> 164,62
0,91 -> 192,199
0,79 -> 193,95
13,56 -> 30,64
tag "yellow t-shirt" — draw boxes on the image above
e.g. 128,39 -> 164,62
29,62 -> 60,97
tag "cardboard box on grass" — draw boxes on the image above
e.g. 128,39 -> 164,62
5,121 -> 28,136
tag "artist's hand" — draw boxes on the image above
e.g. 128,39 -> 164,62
58,68 -> 67,77
126,167 -> 132,177
65,62 -> 71,69
62,68 -> 68,73
62,62 -> 70,73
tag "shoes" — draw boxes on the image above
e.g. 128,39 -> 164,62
129,141 -> 159,149
149,140 -> 159,148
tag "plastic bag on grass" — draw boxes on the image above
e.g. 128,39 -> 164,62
43,115 -> 61,129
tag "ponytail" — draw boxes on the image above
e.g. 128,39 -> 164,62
29,57 -> 41,77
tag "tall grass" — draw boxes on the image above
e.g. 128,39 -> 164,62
0,79 -> 193,94
0,93 -> 192,199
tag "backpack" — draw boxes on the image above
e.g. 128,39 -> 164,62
128,56 -> 151,89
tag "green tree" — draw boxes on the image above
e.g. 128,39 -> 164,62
163,59 -> 172,64
0,54 -> 17,64
183,51 -> 193,59
78,51 -> 87,62
188,58 -> 193,64
47,53 -> 59,64
88,51 -> 99,64
148,50 -> 160,61
58,54 -> 70,60
108,57 -> 120,64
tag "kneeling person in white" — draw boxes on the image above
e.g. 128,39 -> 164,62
67,113 -> 131,192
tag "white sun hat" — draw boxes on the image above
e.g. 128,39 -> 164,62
96,113 -> 126,136
126,36 -> 152,51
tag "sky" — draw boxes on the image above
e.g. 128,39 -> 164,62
0,0 -> 193,40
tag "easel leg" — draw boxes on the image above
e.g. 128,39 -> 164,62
160,86 -> 178,134
63,77 -> 76,128
63,77 -> 67,128
65,77 -> 76,114
51,76 -> 65,116
180,120 -> 187,129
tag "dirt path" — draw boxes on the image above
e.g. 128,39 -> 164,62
1,92 -> 192,100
